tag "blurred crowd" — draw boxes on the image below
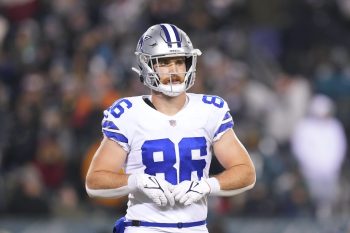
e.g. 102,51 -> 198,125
0,0 -> 349,223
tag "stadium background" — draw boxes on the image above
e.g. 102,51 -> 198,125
0,0 -> 349,232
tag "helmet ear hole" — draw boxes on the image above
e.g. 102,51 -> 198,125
140,75 -> 144,83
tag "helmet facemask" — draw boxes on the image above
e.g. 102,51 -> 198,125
132,24 -> 201,97
138,53 -> 199,97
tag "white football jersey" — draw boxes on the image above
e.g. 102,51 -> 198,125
102,93 -> 234,223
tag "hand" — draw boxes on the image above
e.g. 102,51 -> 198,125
172,180 -> 210,206
134,174 -> 175,207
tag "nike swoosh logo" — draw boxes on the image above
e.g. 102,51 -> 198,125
145,177 -> 164,192
186,181 -> 203,194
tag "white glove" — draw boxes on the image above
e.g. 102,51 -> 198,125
129,174 -> 175,207
172,180 -> 211,206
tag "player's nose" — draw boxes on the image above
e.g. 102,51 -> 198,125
167,62 -> 177,72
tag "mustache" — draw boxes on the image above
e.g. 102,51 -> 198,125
162,75 -> 184,84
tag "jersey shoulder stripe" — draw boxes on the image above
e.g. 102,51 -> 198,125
214,112 -> 234,138
103,130 -> 128,143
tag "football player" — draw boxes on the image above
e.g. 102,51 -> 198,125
85,23 -> 256,233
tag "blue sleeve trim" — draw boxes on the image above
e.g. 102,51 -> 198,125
102,120 -> 119,130
103,130 -> 128,143
214,121 -> 234,138
223,112 -> 232,120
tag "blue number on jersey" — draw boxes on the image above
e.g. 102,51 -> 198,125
141,137 -> 207,185
179,137 -> 207,182
110,98 -> 132,118
202,95 -> 224,108
141,139 -> 177,184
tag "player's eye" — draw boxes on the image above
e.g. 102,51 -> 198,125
152,58 -> 167,67
158,58 -> 171,66
152,57 -> 185,68
175,58 -> 185,65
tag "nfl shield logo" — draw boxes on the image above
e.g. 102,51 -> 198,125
169,120 -> 176,127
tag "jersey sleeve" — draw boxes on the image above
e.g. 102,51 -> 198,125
213,110 -> 234,141
203,95 -> 234,142
101,98 -> 132,152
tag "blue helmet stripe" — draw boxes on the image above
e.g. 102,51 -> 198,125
160,24 -> 172,48
170,24 -> 181,48
138,37 -> 144,52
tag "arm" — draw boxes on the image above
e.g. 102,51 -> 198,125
209,128 -> 256,196
85,137 -> 175,206
85,137 -> 130,197
172,128 -> 256,205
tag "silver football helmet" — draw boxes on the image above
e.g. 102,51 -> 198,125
132,24 -> 202,96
